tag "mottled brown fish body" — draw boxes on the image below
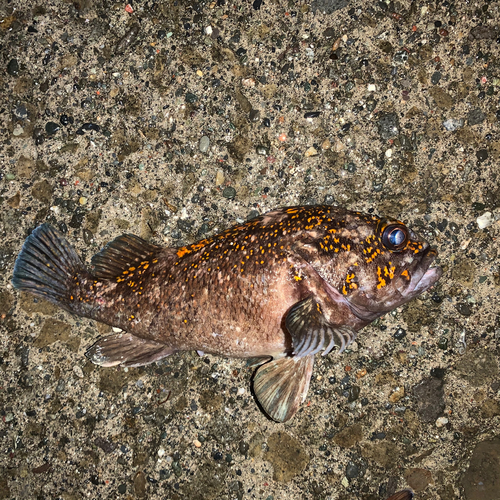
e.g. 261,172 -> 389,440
69,206 -> 370,358
73,249 -> 295,359
13,205 -> 442,422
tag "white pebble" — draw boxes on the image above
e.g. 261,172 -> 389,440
73,365 -> 84,378
367,84 -> 377,92
158,448 -> 165,457
241,77 -> 256,88
385,149 -> 393,158
443,118 -> 464,132
477,212 -> 494,229
205,26 -> 212,35
436,416 -> 449,428
13,125 -> 24,136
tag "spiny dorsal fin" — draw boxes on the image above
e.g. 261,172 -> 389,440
253,356 -> 314,422
91,234 -> 162,279
285,296 -> 357,357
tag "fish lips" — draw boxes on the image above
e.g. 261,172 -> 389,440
396,246 -> 442,297
345,245 -> 442,321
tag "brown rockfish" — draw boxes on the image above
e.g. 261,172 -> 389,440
12,206 -> 442,422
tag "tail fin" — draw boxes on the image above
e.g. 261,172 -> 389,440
12,224 -> 88,311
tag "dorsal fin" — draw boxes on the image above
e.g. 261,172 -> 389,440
91,234 -> 162,279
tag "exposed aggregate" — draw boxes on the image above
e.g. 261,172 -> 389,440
1,0 -> 500,499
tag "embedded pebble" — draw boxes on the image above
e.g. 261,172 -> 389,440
462,438 -> 500,499
305,146 -> 318,157
477,212 -> 494,229
443,118 -> 464,131
345,462 -> 359,478
45,122 -> 60,135
241,77 -> 256,88
256,144 -> 268,155
436,416 -> 449,427
115,23 -> 140,55
215,170 -> 225,186
249,109 -> 260,122
14,105 -> 28,119
264,432 -> 309,482
7,58 -> 19,76
468,108 -> 485,125
476,149 -> 488,162
222,187 -> 236,199
73,365 -> 84,378
13,125 -> 24,136
412,377 -> 445,423
199,135 -> 210,153
378,112 -> 400,140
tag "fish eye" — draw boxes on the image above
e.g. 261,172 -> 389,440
382,224 -> 408,251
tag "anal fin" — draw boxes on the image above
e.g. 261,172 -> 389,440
86,333 -> 174,368
253,356 -> 314,422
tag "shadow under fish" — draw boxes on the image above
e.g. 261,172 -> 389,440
12,205 -> 442,422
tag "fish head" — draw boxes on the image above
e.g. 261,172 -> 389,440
325,214 -> 442,322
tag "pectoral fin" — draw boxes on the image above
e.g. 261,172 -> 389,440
253,355 -> 314,422
86,333 -> 174,367
285,296 -> 357,357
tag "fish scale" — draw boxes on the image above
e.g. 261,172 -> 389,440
12,205 -> 442,422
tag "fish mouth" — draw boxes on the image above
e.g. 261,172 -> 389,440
398,246 -> 442,296
345,245 -> 443,322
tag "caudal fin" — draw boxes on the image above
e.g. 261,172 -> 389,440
12,224 -> 88,311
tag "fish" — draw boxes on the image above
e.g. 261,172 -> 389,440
12,205 -> 442,422
387,490 -> 413,500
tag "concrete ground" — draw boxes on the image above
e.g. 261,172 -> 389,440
1,0 -> 499,498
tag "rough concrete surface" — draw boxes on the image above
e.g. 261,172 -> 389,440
1,0 -> 500,499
